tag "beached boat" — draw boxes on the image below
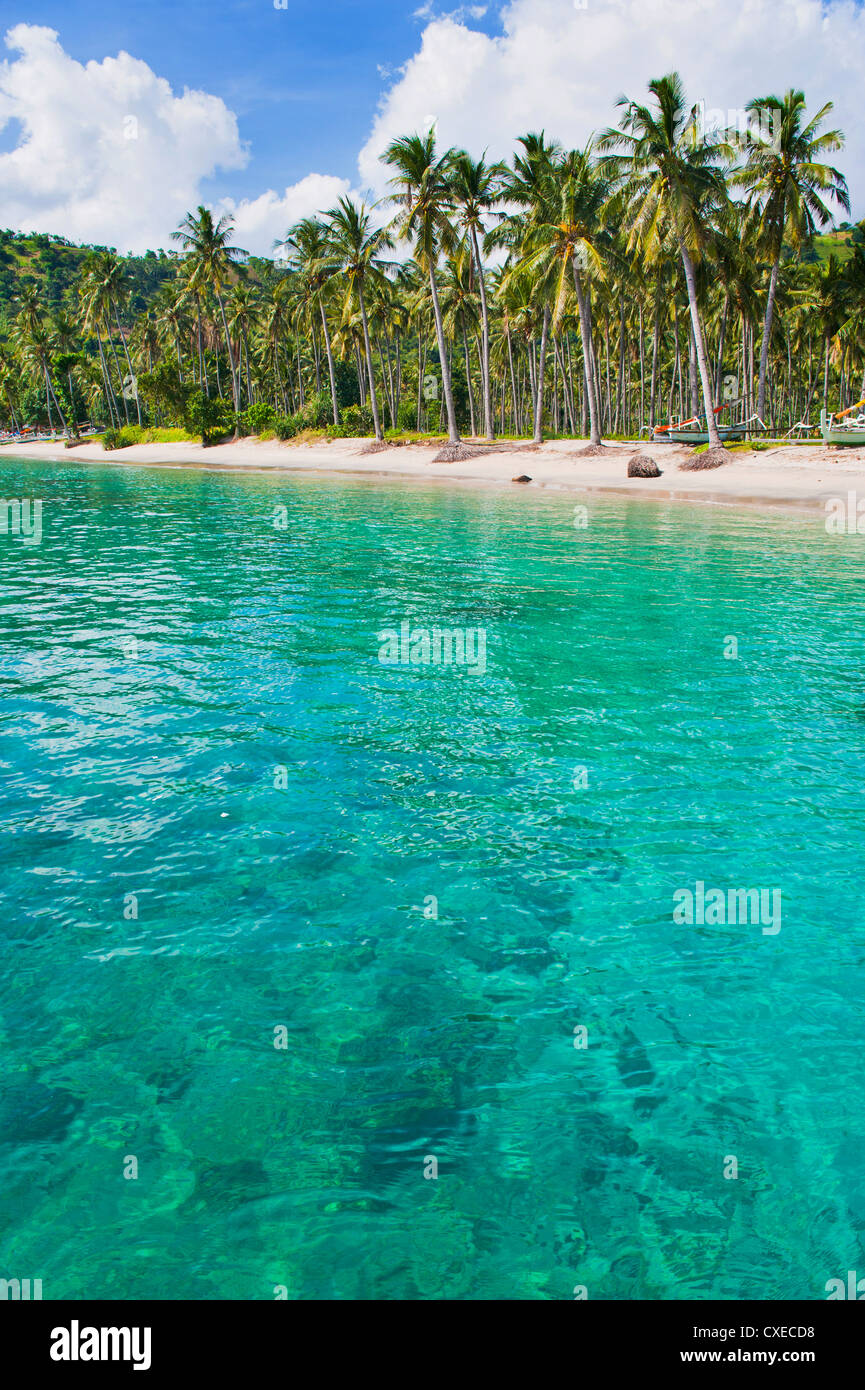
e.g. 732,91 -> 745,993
649,406 -> 747,445
821,403 -> 865,446
666,422 -> 746,444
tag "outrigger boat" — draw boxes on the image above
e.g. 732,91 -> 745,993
646,404 -> 749,445
821,400 -> 865,446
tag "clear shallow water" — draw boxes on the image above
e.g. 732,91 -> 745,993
1,456 -> 864,1301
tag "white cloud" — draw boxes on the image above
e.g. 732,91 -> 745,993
218,173 -> 355,255
359,0 -> 865,214
2,5 -> 861,260
0,23 -> 248,253
0,24 -> 360,256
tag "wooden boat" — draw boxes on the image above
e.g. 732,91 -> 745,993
821,403 -> 865,446
666,422 -> 746,444
650,406 -> 746,444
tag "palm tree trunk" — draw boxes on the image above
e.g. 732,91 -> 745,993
533,305 -> 550,444
242,329 -> 252,407
95,328 -> 120,426
715,294 -> 729,400
463,328 -> 476,436
649,297 -> 660,428
428,265 -> 460,444
215,288 -> 239,412
319,296 -> 339,426
45,364 -> 69,434
757,252 -> 781,424
112,299 -> 142,425
678,241 -> 722,448
358,287 -> 383,440
106,319 -> 131,424
416,335 -> 426,429
571,258 -> 602,444
505,324 -> 518,436
688,323 -> 700,417
377,337 -> 395,428
470,226 -> 494,439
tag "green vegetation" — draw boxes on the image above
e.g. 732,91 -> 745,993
1,73 -> 863,448
100,425 -> 197,450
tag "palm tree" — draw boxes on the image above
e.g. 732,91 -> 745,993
383,130 -> 461,445
491,133 -> 556,442
438,245 -> 482,434
276,217 -> 341,426
227,281 -> 260,409
324,196 -> 391,441
449,151 -> 506,439
503,140 -> 609,445
13,286 -> 70,434
733,90 -> 848,424
600,72 -> 731,450
172,207 -> 248,413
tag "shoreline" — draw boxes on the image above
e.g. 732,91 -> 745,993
4,435 -> 865,514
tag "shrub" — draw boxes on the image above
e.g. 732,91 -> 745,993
185,391 -> 236,445
335,403 -> 374,437
275,414 -> 301,440
298,390 -> 333,429
396,399 -> 417,431
137,363 -> 197,425
241,401 -> 278,436
101,425 -> 144,450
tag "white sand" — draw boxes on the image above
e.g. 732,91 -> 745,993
5,435 -> 865,512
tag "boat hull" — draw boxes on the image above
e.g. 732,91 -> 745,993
662,427 -> 745,445
820,409 -> 865,446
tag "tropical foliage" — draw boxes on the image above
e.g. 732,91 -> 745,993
0,73 -> 861,444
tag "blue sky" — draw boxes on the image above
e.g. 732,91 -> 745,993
14,0 -> 501,201
0,1 -> 860,253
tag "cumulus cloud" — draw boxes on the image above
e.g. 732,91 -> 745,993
0,24 -> 251,253
218,173 -> 355,256
359,0 -> 865,213
2,6 -> 861,258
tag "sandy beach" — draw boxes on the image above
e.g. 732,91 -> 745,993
5,434 -> 865,512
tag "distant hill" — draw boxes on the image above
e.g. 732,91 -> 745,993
807,225 -> 862,265
0,229 -> 177,336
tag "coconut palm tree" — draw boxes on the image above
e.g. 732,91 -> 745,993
13,287 -> 70,434
227,281 -> 261,409
438,244 -> 482,434
324,196 -> 391,441
449,151 -> 506,439
383,130 -> 461,445
733,90 -> 848,424
504,140 -> 609,445
172,207 -> 248,412
276,217 -> 341,426
600,72 -> 731,450
492,133 -> 574,443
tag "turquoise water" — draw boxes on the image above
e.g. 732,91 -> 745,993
1,456 -> 864,1301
